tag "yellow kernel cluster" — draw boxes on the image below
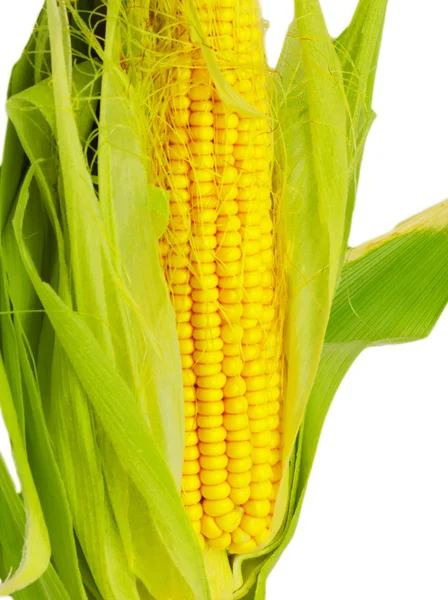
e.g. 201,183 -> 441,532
158,0 -> 283,554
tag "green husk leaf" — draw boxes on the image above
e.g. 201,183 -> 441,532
272,0 -> 348,535
13,163 -> 211,600
237,201 -> 448,599
277,0 -> 348,462
98,6 -> 191,586
98,0 -> 184,485
6,56 -> 133,598
0,456 -> 71,600
0,352 -> 50,595
2,236 -> 88,599
5,54 -> 106,595
49,5 -> 207,598
0,36 -> 54,587
335,0 -> 388,246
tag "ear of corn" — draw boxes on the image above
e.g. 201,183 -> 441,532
0,0 -> 446,598
155,0 -> 283,554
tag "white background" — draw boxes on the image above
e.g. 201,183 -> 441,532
0,1 -> 447,599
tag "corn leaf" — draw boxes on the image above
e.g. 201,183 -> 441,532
273,0 -> 348,533
0,456 -> 71,600
49,339 -> 141,600
2,265 -> 88,600
0,352 -> 50,596
4,57 -> 127,598
278,0 -> 348,461
13,165 -> 211,600
327,201 -> 448,346
234,201 -> 448,599
0,23 -> 54,597
49,3 -> 207,598
0,40 -> 54,587
335,0 -> 388,246
98,0 -> 184,486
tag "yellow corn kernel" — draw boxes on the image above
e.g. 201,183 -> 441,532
199,441 -> 227,456
182,489 -> 202,506
232,527 -> 251,545
240,515 -> 267,537
183,460 -> 200,475
220,303 -> 244,323
208,532 -> 232,549
251,447 -> 270,465
243,499 -> 270,518
197,401 -> 225,416
223,376 -> 246,397
255,527 -> 271,546
194,350 -> 224,364
229,538 -> 258,554
198,426 -> 227,443
200,469 -> 228,486
227,456 -> 252,473
251,431 -> 272,448
196,388 -> 224,403
249,480 -> 272,500
223,413 -> 248,431
222,356 -> 244,376
249,418 -> 269,434
271,461 -> 282,482
230,486 -> 251,505
196,373 -> 227,390
185,431 -> 199,447
227,441 -> 251,459
224,396 -> 248,414
268,482 -> 280,502
215,509 -> 242,533
241,345 -> 261,362
201,481 -> 231,500
184,446 -> 200,461
201,514 -> 223,540
193,327 -> 221,341
245,375 -> 266,392
194,363 -> 222,378
197,414 -> 223,428
181,354 -> 194,369
251,464 -> 272,482
217,262 -> 242,277
268,449 -> 280,466
185,503 -> 203,522
222,342 -> 241,356
195,338 -> 224,352
203,497 -> 234,518
226,427 -> 251,442
200,454 -> 228,470
227,471 -> 251,488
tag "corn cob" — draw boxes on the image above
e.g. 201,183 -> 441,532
157,0 -> 283,554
